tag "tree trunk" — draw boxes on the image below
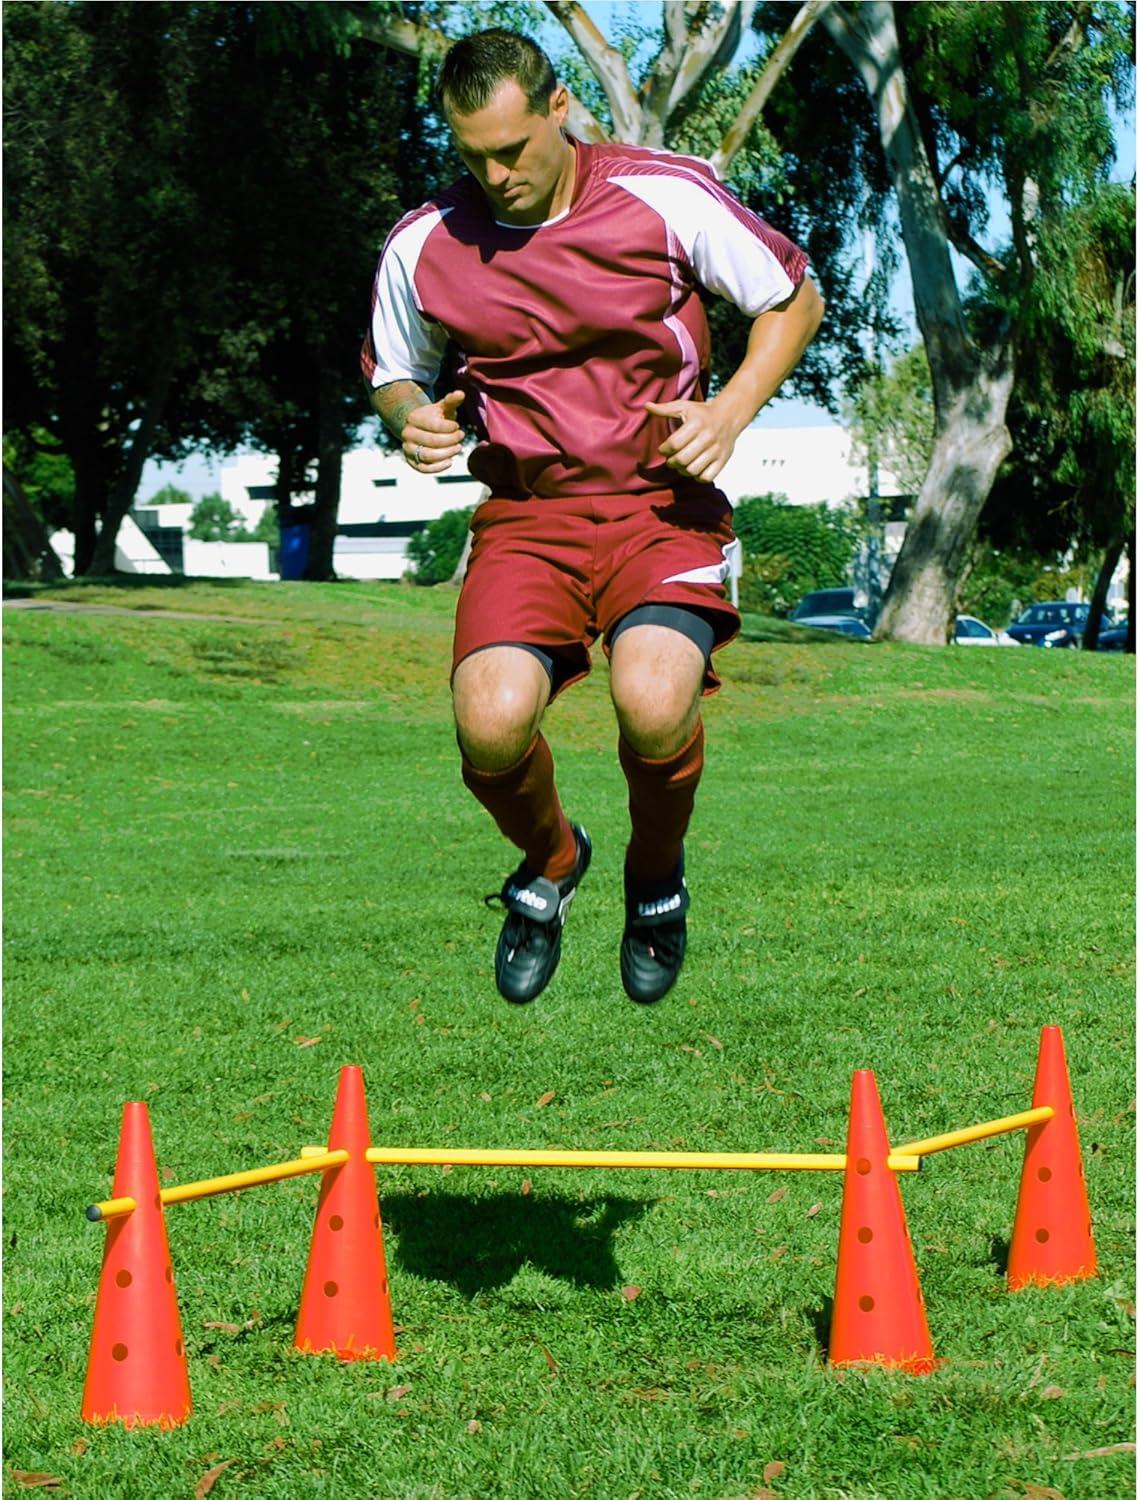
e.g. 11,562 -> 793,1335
874,349 -> 1015,643
825,0 -> 1016,644
305,361 -> 343,581
88,363 -> 174,576
69,444 -> 117,576
1082,533 -> 1125,650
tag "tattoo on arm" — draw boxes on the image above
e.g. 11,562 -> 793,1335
370,380 -> 430,443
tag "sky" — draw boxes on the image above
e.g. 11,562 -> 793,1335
141,4 -> 1136,500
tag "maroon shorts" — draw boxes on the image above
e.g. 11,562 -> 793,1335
452,489 -> 740,698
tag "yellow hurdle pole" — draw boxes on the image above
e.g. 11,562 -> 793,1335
894,1105 -> 1054,1159
362,1145 -> 921,1173
85,1150 -> 350,1222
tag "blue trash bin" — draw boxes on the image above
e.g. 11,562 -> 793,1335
279,522 -> 311,580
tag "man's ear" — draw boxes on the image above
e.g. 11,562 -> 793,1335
549,83 -> 569,126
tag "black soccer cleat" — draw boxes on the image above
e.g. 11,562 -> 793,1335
486,825 -> 592,1003
620,851 -> 690,1004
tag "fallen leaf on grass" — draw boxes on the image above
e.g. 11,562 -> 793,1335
766,1186 -> 787,1204
196,1460 -> 237,1499
763,1461 -> 786,1482
1060,1442 -> 1136,1460
9,1476 -> 65,1491
535,1090 -> 556,1108
621,1285 -> 641,1301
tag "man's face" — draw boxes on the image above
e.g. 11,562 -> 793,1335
446,78 -> 571,226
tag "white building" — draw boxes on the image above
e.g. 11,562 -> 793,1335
95,421 -> 892,582
207,423 -> 890,582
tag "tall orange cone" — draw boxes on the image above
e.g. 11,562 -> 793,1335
81,1102 -> 192,1427
294,1065 -> 397,1361
830,1070 -> 936,1374
1008,1025 -> 1097,1289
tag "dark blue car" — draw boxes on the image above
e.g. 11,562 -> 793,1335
1007,602 -> 1112,648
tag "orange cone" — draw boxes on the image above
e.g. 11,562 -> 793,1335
830,1070 -> 936,1374
81,1102 -> 192,1427
294,1065 -> 397,1361
1008,1025 -> 1097,1289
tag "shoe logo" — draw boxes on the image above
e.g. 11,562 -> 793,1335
508,884 -> 549,913
637,892 -> 683,919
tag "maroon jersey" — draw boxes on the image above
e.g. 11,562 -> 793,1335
362,137 -> 808,500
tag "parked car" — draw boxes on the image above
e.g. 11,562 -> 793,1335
789,587 -> 869,624
953,614 -> 1020,646
1094,621 -> 1130,652
1006,601 -> 1112,648
796,613 -> 872,639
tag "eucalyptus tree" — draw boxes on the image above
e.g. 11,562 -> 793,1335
818,1 -> 1133,641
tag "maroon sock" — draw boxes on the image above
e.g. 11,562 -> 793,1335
619,720 -> 705,881
462,734 -> 578,881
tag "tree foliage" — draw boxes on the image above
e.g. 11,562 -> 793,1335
159,8 -> 419,579
4,3 -> 238,574
845,346 -> 934,499
3,3 -> 419,579
732,492 -> 857,615
405,506 -> 476,585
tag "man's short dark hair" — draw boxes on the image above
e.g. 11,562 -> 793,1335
436,29 -> 557,118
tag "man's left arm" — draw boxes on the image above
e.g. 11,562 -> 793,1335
647,275 -> 825,483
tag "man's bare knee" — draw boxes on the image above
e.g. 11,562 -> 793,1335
453,646 -> 551,770
610,624 -> 705,757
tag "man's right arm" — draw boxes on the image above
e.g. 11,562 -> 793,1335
371,380 -> 465,473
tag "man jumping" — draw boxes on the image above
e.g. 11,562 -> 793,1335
363,28 -> 823,1004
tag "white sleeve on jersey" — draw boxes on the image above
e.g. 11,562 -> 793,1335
367,208 -> 452,389
613,172 -> 800,319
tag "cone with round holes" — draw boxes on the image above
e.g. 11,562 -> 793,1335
1007,1025 -> 1097,1289
829,1070 -> 936,1374
294,1065 -> 397,1361
81,1102 -> 192,1427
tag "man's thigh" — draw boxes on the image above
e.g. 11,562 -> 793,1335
452,498 -> 596,697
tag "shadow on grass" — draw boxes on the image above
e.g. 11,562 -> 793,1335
989,1234 -> 1011,1276
380,1190 -> 652,1297
807,1294 -> 834,1360
4,573 -> 202,599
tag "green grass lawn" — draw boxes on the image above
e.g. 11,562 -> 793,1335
4,580 -> 1135,1499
